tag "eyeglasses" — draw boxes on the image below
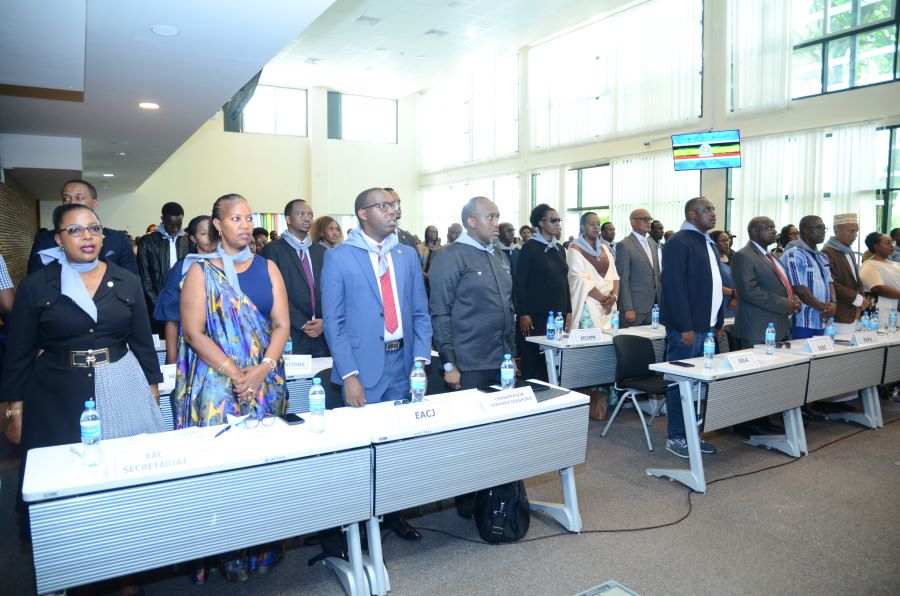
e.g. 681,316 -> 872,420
61,224 -> 103,237
541,217 -> 562,224
361,201 -> 400,213
631,216 -> 653,222
237,400 -> 275,429
804,225 -> 828,232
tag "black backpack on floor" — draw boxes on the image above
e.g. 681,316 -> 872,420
473,480 -> 530,543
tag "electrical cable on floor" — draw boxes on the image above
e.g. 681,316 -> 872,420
410,413 -> 900,546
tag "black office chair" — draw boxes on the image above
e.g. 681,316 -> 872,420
313,368 -> 346,410
601,335 -> 670,451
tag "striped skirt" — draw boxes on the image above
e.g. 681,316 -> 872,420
94,350 -> 166,439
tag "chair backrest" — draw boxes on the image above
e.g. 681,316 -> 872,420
313,368 -> 346,410
612,334 -> 657,382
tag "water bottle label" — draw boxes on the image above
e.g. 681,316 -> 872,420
411,378 -> 427,391
765,331 -> 775,342
81,420 -> 101,440
704,343 -> 715,356
500,369 -> 514,381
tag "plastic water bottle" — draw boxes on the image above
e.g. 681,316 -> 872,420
308,378 -> 325,433
578,306 -> 593,329
870,312 -> 879,332
546,311 -> 556,340
610,309 -> 619,337
284,338 -> 293,355
765,322 -> 776,355
500,354 -> 515,389
860,311 -> 870,332
651,304 -> 660,329
825,317 -> 836,342
554,311 -> 564,338
410,361 -> 427,402
80,400 -> 102,467
703,332 -> 715,369
889,308 -> 897,334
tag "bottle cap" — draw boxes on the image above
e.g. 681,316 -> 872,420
312,378 -> 322,385
504,353 -> 511,359
85,399 -> 95,408
415,361 -> 423,368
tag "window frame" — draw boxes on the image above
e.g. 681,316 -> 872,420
239,85 -> 309,137
792,1 -> 899,99
329,92 -> 399,144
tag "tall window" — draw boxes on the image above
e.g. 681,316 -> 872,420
876,125 -> 900,232
420,55 -> 519,172
241,85 -> 307,136
563,166 -> 612,239
421,175 -> 521,240
530,168 -> 559,211
529,0 -> 703,150
792,0 -> 899,98
329,93 -> 398,143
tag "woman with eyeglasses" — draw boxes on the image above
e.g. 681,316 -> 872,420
711,230 -> 738,318
1,205 -> 165,542
173,193 -> 290,583
516,204 -> 572,381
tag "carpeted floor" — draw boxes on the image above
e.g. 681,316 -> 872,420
2,399 -> 899,596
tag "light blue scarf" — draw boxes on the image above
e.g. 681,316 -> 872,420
574,234 -> 602,258
180,243 -> 252,294
38,247 -> 99,322
455,231 -> 494,254
156,223 -> 186,240
280,229 -> 312,260
343,228 -> 398,276
530,234 -> 559,253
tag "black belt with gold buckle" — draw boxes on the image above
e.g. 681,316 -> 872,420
384,339 -> 403,351
68,345 -> 127,368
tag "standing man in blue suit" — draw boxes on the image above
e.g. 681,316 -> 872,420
322,187 -> 432,541
660,196 -> 724,459
322,187 -> 432,406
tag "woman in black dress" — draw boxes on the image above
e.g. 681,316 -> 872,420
2,204 -> 164,534
515,203 -> 572,381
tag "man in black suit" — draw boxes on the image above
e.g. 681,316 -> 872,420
28,179 -> 138,276
263,199 -> 328,356
732,216 -> 801,349
384,187 -> 418,249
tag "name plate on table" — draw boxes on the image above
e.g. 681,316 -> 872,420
568,328 -> 604,345
478,386 -> 538,412
112,445 -> 199,479
283,354 -> 312,378
852,331 -> 878,346
805,336 -> 834,353
158,364 -> 177,392
724,351 -> 760,371
395,400 -> 452,430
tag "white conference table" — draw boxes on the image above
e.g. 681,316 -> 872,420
648,349 -> 811,493
526,325 -> 667,388
332,384 -> 589,596
23,416 -> 373,595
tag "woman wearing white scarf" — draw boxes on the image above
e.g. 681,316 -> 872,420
567,212 -> 620,331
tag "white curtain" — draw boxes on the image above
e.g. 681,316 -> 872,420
529,0 -> 702,150
610,150 -> 701,235
830,123 -> 877,240
730,131 -> 824,244
727,0 -> 793,113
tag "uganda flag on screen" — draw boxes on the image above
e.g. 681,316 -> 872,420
671,130 -> 741,171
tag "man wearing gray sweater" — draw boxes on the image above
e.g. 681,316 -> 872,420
429,196 -> 516,390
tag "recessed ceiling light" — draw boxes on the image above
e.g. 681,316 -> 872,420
417,54 -> 427,60
374,47 -> 388,54
425,28 -> 449,38
151,25 -> 179,37
305,57 -> 321,65
102,173 -> 115,177
138,102 -> 160,110
354,15 -> 383,27
117,152 -> 127,156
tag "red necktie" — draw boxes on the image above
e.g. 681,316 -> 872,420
767,252 -> 794,301
377,246 -> 399,333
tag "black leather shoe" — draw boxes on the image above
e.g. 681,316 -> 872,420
386,515 -> 422,541
759,419 -> 784,433
734,422 -> 765,438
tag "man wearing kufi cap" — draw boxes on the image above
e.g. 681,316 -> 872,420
822,212 -> 869,334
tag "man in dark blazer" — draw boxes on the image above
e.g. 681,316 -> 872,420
263,199 -> 328,357
28,179 -> 138,276
384,187 -> 419,249
660,196 -> 724,458
322,187 -> 432,541
615,208 -> 661,327
732,216 -> 802,348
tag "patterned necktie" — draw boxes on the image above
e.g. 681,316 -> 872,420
299,250 -> 316,317
377,245 -> 398,333
767,252 -> 794,301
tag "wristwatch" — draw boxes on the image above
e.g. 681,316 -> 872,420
443,362 -> 456,372
5,407 -> 22,419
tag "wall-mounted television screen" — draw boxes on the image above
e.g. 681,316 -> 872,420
672,129 -> 741,171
